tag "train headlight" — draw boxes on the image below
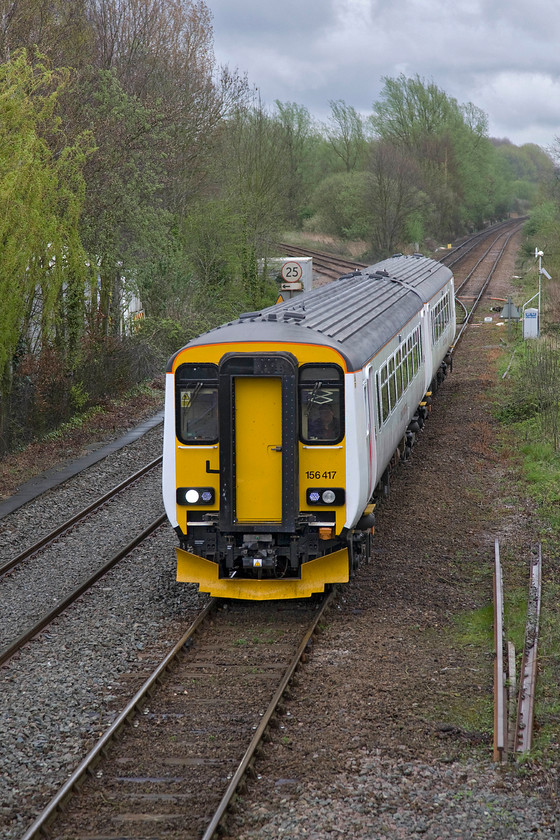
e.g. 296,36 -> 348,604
177,487 -> 215,505
306,488 -> 345,506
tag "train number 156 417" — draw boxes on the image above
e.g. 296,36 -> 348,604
306,470 -> 337,479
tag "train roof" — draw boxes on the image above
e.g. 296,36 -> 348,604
168,255 -> 453,373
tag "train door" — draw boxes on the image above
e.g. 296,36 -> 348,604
364,366 -> 377,499
218,353 -> 298,530
235,376 -> 282,522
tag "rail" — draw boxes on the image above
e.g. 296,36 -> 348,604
20,599 -> 218,840
0,513 -> 166,667
20,589 -> 336,839
515,546 -> 542,754
0,456 -> 162,578
493,539 -> 507,761
493,540 -> 542,761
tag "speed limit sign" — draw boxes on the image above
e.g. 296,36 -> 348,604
280,260 -> 303,283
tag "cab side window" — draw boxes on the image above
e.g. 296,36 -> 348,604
299,365 -> 344,444
175,364 -> 218,444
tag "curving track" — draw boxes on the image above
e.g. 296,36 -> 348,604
276,242 -> 367,283
0,454 -> 165,665
23,593 -> 335,840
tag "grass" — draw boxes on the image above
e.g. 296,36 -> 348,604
278,230 -> 368,260
233,631 -> 283,647
493,321 -> 560,760
453,603 -> 494,649
436,590 -> 528,741
41,381 -> 163,443
43,406 -> 105,441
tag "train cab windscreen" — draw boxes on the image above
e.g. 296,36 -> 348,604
299,365 -> 344,444
175,364 -> 218,444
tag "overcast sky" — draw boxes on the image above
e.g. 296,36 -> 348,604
208,0 -> 560,151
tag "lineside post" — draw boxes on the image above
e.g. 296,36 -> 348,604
493,539 -> 507,761
515,545 -> 542,754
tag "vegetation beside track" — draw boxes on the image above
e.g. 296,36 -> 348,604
450,237 -> 560,766
0,380 -> 163,500
495,336 -> 560,762
0,9 -> 555,454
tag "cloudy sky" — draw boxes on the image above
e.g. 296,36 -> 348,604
208,0 -> 560,150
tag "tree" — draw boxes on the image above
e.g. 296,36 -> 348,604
370,74 -> 507,238
364,142 -> 428,256
70,68 -> 170,335
87,0 -> 246,213
371,74 -> 455,152
0,50 -> 92,451
273,100 -> 317,225
311,171 -> 370,240
324,99 -> 368,173
216,101 -> 292,306
66,0 -> 250,335
0,0 -> 92,65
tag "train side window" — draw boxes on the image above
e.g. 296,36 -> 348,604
412,327 -> 422,371
406,336 -> 414,384
379,365 -> 389,424
175,363 -> 218,444
395,349 -> 403,399
402,352 -> 409,390
388,357 -> 396,409
432,292 -> 450,344
300,365 -> 344,444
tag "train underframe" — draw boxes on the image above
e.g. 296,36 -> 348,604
174,513 -> 375,600
178,513 -> 372,580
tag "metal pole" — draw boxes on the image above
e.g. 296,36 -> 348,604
538,252 -> 541,337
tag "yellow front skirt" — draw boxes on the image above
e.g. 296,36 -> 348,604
176,547 -> 349,600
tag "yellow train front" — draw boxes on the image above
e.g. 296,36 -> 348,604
162,255 -> 455,600
162,339 -> 355,600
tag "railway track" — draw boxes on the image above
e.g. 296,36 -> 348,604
276,242 -> 367,282
0,513 -> 166,667
450,219 -> 525,347
0,455 -> 164,666
22,592 -> 335,840
278,218 -> 523,290
0,456 -> 162,578
3,218 -> 550,839
439,217 -> 526,271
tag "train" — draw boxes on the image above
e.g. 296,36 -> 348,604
162,254 -> 455,600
